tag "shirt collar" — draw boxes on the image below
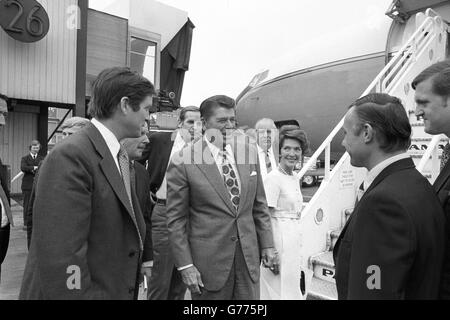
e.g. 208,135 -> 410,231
205,136 -> 235,163
364,153 -> 410,190
91,118 -> 121,159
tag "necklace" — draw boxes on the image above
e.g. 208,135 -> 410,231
278,165 -> 293,176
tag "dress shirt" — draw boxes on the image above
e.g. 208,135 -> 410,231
91,118 -> 121,174
257,145 -> 277,182
1,194 -> 7,228
156,131 -> 188,200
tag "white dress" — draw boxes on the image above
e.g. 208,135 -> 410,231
260,169 -> 304,300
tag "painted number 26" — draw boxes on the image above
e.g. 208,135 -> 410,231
5,0 -> 45,37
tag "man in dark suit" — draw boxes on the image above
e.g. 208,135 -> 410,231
0,93 -> 14,282
413,60 -> 450,299
20,140 -> 44,230
333,93 -> 446,299
141,106 -> 200,300
120,131 -> 153,291
19,67 -> 155,300
166,95 -> 277,300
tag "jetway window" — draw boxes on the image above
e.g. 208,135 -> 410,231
130,37 -> 157,84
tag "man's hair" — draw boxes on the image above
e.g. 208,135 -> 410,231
60,117 -> 90,131
29,140 -> 41,150
255,118 -> 276,130
279,125 -> 310,154
200,95 -> 235,120
88,67 -> 155,119
412,59 -> 450,97
350,93 -> 411,152
179,106 -> 200,122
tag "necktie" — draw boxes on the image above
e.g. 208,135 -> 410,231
118,147 -> 143,250
220,150 -> 241,212
441,143 -> 450,171
356,182 -> 365,204
265,150 -> 272,173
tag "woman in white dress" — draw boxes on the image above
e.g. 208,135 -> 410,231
260,125 -> 310,300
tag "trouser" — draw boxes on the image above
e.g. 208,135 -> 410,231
22,190 -> 31,227
147,203 -> 187,300
191,242 -> 260,300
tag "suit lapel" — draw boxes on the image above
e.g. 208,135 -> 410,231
434,161 -> 450,192
86,124 -> 137,228
233,142 -> 249,215
335,158 -> 415,258
196,140 -> 237,215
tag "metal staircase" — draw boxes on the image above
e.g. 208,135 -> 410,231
285,9 -> 448,300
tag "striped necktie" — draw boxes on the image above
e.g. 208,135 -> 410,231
118,147 -> 143,251
265,150 -> 272,173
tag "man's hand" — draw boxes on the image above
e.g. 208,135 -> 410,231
180,266 -> 204,295
141,266 -> 152,279
261,248 -> 280,275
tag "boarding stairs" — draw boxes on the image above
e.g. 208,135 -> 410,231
286,9 -> 448,300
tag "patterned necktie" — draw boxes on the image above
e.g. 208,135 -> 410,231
118,147 -> 143,250
220,150 -> 241,212
441,143 -> 450,171
265,150 -> 272,173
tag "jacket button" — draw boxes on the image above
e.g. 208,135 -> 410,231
129,251 -> 136,258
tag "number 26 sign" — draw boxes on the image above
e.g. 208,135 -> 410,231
0,0 -> 50,43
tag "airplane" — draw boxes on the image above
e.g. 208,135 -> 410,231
236,0 -> 450,163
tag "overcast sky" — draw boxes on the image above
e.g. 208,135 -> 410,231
90,0 -> 393,107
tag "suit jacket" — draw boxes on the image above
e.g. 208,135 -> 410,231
166,137 -> 274,291
333,158 -> 446,299
433,160 -> 450,299
141,132 -> 175,196
19,123 -> 146,300
134,162 -> 153,262
21,153 -> 44,191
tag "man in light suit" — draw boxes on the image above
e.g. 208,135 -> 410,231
20,67 -> 155,300
0,93 -> 14,283
140,106 -> 200,300
333,93 -> 446,299
254,118 -> 279,183
413,60 -> 450,299
166,95 -> 277,300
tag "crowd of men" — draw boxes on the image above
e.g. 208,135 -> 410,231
0,59 -> 450,300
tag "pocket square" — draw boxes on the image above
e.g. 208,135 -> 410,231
250,171 -> 257,177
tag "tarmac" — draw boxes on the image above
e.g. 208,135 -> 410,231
0,200 -> 27,300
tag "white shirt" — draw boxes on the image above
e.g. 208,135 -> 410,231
361,153 -> 411,195
91,118 -> 121,173
156,132 -> 188,200
257,145 -> 277,185
0,195 -> 8,228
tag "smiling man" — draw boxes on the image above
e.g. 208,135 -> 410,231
20,67 -> 155,300
166,95 -> 276,300
413,60 -> 450,299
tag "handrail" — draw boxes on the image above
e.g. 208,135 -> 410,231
416,135 -> 442,173
297,14 -> 437,181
